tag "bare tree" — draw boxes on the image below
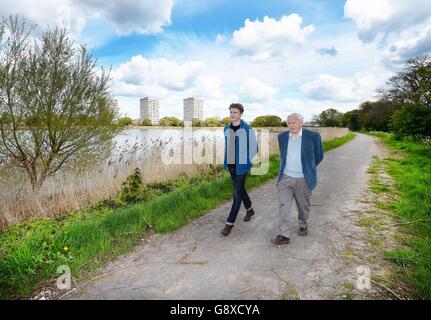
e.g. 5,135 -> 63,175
0,15 -> 121,191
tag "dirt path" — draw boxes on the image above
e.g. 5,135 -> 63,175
64,133 -> 396,300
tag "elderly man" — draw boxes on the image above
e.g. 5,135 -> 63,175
272,113 -> 324,245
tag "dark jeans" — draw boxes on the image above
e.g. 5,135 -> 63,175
227,166 -> 252,224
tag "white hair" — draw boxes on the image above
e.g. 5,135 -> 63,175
287,113 -> 304,124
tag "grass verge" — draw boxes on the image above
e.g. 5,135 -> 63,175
368,132 -> 431,299
0,132 -> 356,299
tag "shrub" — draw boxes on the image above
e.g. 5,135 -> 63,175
390,103 -> 431,139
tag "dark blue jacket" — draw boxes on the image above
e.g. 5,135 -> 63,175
223,119 -> 258,175
277,128 -> 324,190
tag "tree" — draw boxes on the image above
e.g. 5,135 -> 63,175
192,118 -> 203,127
389,103 -> 431,138
0,15 -> 120,191
314,108 -> 343,127
377,55 -> 431,109
204,117 -> 219,127
251,115 -> 282,127
159,116 -> 182,126
341,110 -> 361,131
220,117 -> 231,126
358,101 -> 398,132
140,117 -> 152,126
118,117 -> 133,127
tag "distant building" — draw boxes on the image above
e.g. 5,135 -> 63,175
183,97 -> 203,122
140,97 -> 159,125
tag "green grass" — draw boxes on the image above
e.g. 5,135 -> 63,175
321,132 -> 356,152
0,132 -> 356,299
368,132 -> 431,299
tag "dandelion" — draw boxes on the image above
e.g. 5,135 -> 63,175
64,246 -> 69,252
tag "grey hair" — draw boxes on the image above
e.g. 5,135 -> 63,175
287,113 -> 304,124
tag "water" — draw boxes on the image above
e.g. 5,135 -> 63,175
114,127 -> 225,147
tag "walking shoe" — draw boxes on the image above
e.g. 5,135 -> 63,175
298,227 -> 308,236
271,235 -> 290,245
221,224 -> 233,236
244,208 -> 255,222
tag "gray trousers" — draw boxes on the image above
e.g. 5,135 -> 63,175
277,174 -> 312,237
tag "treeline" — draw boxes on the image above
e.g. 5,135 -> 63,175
312,55 -> 431,139
118,115 -> 290,128
118,116 -> 233,127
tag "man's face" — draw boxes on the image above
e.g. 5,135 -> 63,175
287,116 -> 302,134
230,108 -> 242,122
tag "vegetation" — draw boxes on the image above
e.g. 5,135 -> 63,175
312,108 -> 343,127
369,132 -> 431,299
140,117 -> 152,126
389,103 -> 431,139
0,15 -> 120,191
251,115 -> 283,127
117,117 -> 134,127
159,116 -> 182,127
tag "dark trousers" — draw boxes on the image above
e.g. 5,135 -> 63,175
226,166 -> 252,224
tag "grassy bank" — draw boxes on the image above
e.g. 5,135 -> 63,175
0,132 -> 356,299
369,132 -> 431,299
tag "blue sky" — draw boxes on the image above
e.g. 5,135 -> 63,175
2,0 -> 431,121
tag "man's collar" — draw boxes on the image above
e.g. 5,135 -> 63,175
289,128 -> 303,138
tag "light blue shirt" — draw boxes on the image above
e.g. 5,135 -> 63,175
283,128 -> 304,177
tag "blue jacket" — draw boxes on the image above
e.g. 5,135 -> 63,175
277,128 -> 324,190
223,119 -> 258,175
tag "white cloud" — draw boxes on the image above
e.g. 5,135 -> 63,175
112,55 -> 205,92
0,0 -> 174,37
239,78 -> 278,102
192,75 -> 223,99
231,14 -> 315,61
300,66 -> 391,103
344,0 -> 431,65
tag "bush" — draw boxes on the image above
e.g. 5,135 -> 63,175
118,168 -> 151,204
251,115 -> 282,127
159,117 -> 182,127
118,117 -> 133,127
390,103 -> 431,139
140,117 -> 152,126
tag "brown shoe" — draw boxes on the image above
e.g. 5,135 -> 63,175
221,224 -> 233,236
244,208 -> 255,222
271,235 -> 290,245
298,227 -> 308,236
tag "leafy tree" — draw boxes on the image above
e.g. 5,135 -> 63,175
204,117 -> 219,127
358,101 -> 398,131
159,116 -> 182,126
377,55 -> 431,109
140,117 -> 152,126
220,117 -> 231,126
251,115 -> 282,127
191,118 -> 203,127
314,108 -> 343,127
341,110 -> 361,131
389,103 -> 431,138
118,117 -> 133,127
0,15 -> 120,191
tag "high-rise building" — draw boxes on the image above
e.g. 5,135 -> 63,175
183,97 -> 203,122
140,97 -> 160,125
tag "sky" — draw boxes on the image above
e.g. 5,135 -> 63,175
1,0 -> 431,121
